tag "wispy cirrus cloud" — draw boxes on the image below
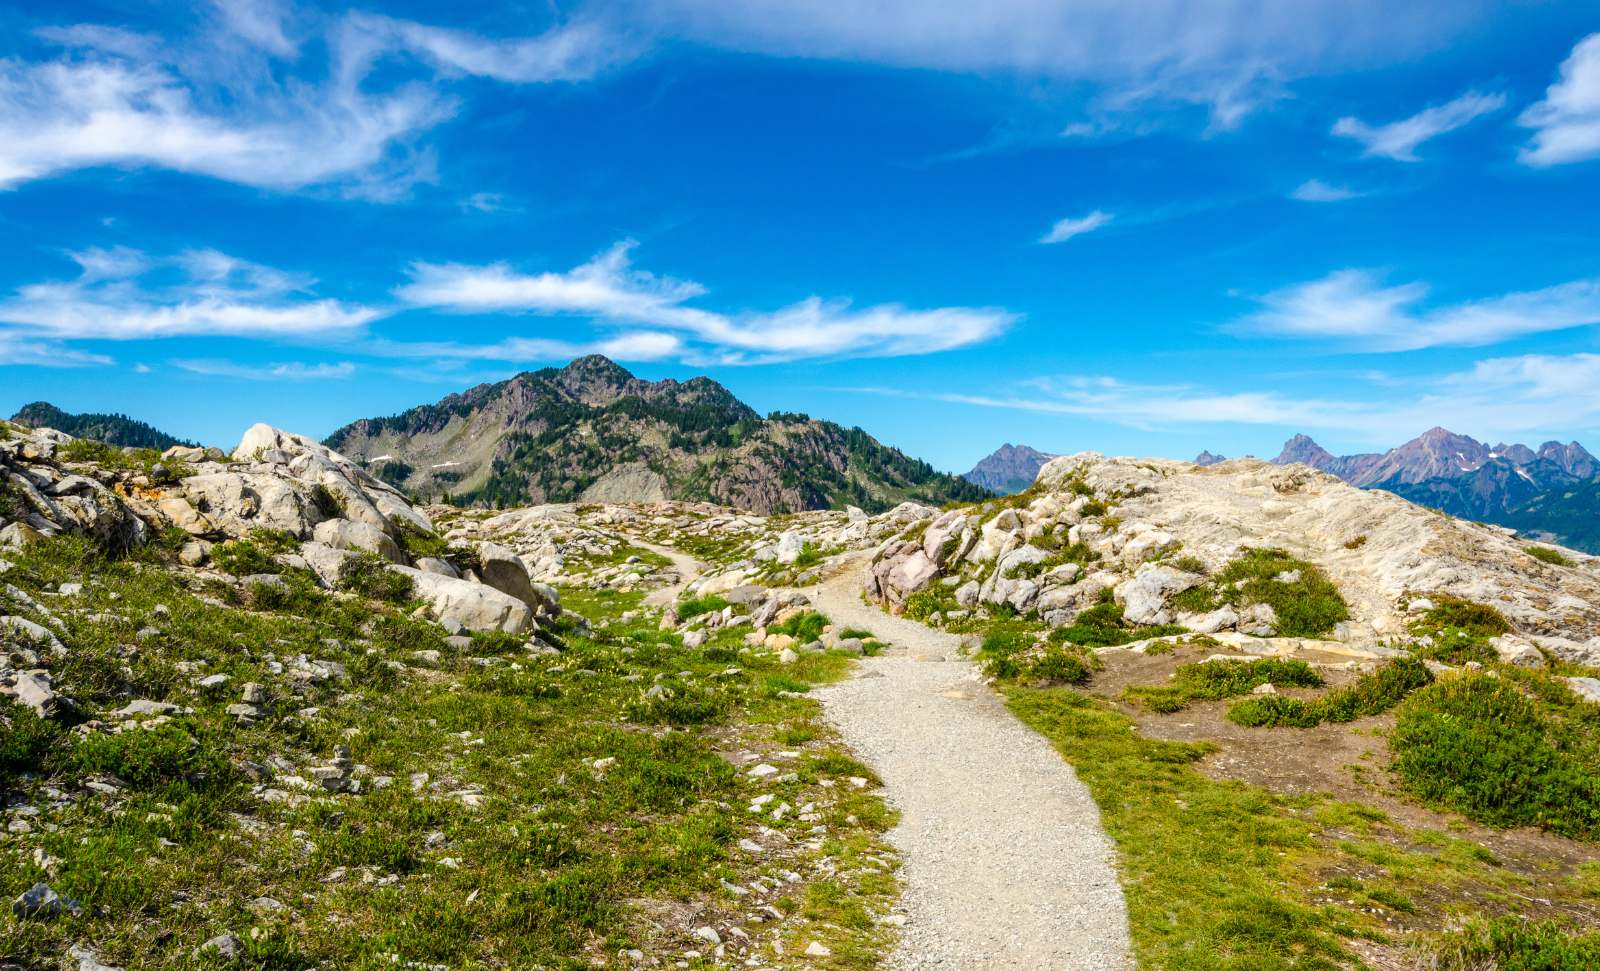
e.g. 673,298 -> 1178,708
1331,90 -> 1505,161
1232,269 -> 1600,350
1040,210 -> 1113,243
847,349 -> 1600,440
0,246 -> 380,340
395,240 -> 1018,363
1289,179 -> 1364,202
1518,32 -> 1600,167
171,358 -> 357,380
0,2 -> 634,198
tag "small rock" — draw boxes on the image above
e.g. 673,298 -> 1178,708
191,932 -> 244,962
196,674 -> 229,689
737,838 -> 764,854
1251,682 -> 1277,695
748,763 -> 779,778
778,648 -> 799,665
805,942 -> 832,956
11,883 -> 81,919
692,927 -> 721,945
69,947 -> 123,971
439,616 -> 466,636
241,683 -> 266,704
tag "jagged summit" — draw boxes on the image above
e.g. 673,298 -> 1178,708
963,443 -> 1061,494
1193,450 -> 1227,467
325,356 -> 989,515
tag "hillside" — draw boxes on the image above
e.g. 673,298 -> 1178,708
11,401 -> 196,451
1272,429 -> 1600,552
962,443 -> 1060,493
324,355 -> 991,515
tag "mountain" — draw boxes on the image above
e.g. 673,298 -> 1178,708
324,355 -> 993,514
1270,429 -> 1599,552
1194,451 -> 1227,467
10,401 -> 196,450
963,444 -> 1061,494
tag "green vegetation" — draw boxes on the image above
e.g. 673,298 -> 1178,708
11,401 -> 197,450
1432,917 -> 1600,970
0,531 -> 900,971
1228,658 -> 1435,728
1407,596 -> 1511,665
1390,672 -> 1600,839
977,627 -> 1099,684
675,594 -> 732,619
212,539 -> 280,577
1048,601 -> 1187,648
1171,548 -> 1349,637
1526,545 -> 1574,566
1125,658 -> 1324,714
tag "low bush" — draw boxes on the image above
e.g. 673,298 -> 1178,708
1170,548 -> 1349,636
769,610 -> 828,643
69,723 -> 235,795
792,542 -> 823,570
1390,674 -> 1600,838
1432,917 -> 1600,970
1527,546 -> 1574,567
1048,602 -> 1185,648
675,595 -> 731,619
1127,658 -> 1323,714
338,552 -> 416,603
213,539 -> 280,576
1228,657 -> 1435,728
0,698 -> 64,782
1026,648 -> 1091,684
1409,596 -> 1510,666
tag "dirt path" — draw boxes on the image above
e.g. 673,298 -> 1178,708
807,555 -> 1133,971
631,541 -> 704,606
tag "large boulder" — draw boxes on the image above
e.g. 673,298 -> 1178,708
389,566 -> 534,633
181,473 -> 327,539
313,519 -> 403,563
474,543 -> 552,609
1117,567 -> 1203,626
231,423 -> 432,536
298,542 -> 357,588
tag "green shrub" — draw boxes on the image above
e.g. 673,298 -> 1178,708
1423,596 -> 1511,636
338,552 -> 416,603
1410,597 -> 1510,665
1128,658 -> 1322,714
1170,548 -> 1349,636
1171,555 -> 1208,575
0,698 -> 64,781
1433,917 -> 1600,970
770,610 -> 828,642
1390,675 -> 1600,838
792,542 -> 823,570
904,588 -> 955,620
1068,481 -> 1093,496
213,539 -> 280,576
1527,546 -> 1574,567
250,528 -> 303,554
1080,500 -> 1107,517
1228,657 -> 1434,728
1027,648 -> 1090,684
676,595 -> 731,619
70,723 -> 234,794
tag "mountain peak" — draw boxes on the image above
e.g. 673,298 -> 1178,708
964,443 -> 1061,494
1194,450 -> 1227,466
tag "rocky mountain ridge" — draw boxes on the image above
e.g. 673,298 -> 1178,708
11,402 -> 196,452
961,443 -> 1060,494
324,355 -> 989,515
1271,428 -> 1599,552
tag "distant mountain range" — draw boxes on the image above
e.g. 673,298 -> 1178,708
1270,428 -> 1599,552
325,355 -> 992,515
962,443 -> 1061,494
10,402 -> 196,451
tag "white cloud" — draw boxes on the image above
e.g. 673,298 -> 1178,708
1040,210 -> 1113,243
0,331 -> 114,367
1518,33 -> 1600,167
0,246 -> 381,340
0,5 -> 631,196
171,358 -> 356,379
1289,179 -> 1362,201
627,0 -> 1500,128
396,241 -> 1017,362
1331,90 -> 1505,161
852,350 -> 1600,441
1235,268 -> 1600,350
461,192 -> 508,212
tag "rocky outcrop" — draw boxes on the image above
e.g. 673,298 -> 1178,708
389,566 -> 535,633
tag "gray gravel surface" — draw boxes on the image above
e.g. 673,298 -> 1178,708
809,559 -> 1133,971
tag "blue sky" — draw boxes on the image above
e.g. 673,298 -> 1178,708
4,1 -> 1600,473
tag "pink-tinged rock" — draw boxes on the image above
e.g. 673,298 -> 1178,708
886,550 -> 939,595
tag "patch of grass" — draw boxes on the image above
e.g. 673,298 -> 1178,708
770,609 -> 828,643
1526,546 -> 1574,567
1004,688 -> 1365,970
1228,657 -> 1435,728
1170,548 -> 1349,637
1126,658 -> 1323,714
1408,596 -> 1510,665
1341,536 -> 1368,549
1390,673 -> 1600,839
792,541 -> 823,570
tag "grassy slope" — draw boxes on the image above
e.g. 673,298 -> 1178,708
0,536 -> 901,971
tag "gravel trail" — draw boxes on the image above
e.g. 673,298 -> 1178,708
807,556 -> 1133,971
